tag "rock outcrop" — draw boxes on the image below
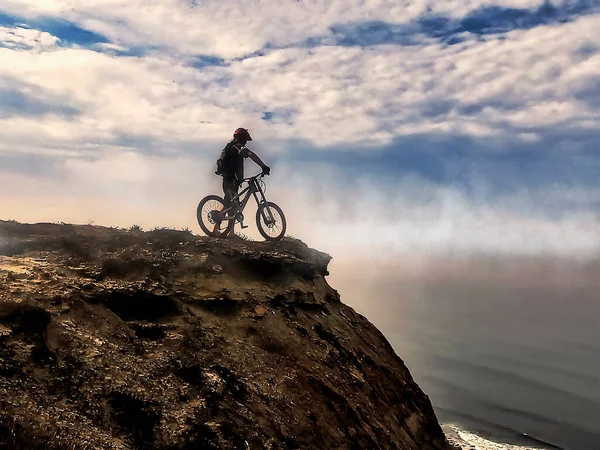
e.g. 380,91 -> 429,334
0,220 -> 453,450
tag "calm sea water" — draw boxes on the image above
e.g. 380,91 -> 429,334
332,265 -> 600,450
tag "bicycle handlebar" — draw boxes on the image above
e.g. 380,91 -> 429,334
242,173 -> 267,182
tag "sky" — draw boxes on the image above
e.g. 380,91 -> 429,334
2,4 -> 598,443
0,0 -> 599,267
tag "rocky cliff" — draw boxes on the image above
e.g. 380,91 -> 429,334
0,220 -> 453,450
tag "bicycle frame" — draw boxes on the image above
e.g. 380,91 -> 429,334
224,176 -> 274,222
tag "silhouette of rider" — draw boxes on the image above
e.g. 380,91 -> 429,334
213,128 -> 270,234
220,128 -> 270,211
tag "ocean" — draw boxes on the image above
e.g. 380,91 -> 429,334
330,258 -> 600,450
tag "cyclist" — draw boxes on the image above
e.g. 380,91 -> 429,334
214,128 -> 270,233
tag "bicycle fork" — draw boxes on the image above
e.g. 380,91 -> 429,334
253,192 -> 276,226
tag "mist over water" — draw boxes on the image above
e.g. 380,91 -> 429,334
329,256 -> 600,450
276,167 -> 599,448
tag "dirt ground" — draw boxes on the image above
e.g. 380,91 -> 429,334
0,221 -> 452,450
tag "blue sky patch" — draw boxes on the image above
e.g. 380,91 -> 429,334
0,10 -> 109,47
261,109 -> 296,124
453,0 -> 599,35
189,54 -> 228,69
0,86 -> 79,119
322,0 -> 600,48
574,76 -> 600,109
277,129 -> 600,215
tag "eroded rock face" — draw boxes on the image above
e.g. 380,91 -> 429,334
0,221 -> 453,450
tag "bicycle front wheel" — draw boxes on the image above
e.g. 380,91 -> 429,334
256,202 -> 286,241
197,195 -> 234,238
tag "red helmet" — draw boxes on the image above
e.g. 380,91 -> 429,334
233,127 -> 252,142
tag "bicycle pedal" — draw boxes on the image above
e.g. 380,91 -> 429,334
241,224 -> 248,229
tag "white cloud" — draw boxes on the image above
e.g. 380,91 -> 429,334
0,26 -> 60,50
0,46 -> 239,148
0,0 -> 598,261
0,0 -> 583,57
0,4 -> 598,150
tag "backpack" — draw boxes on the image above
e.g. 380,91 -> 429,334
215,142 -> 237,177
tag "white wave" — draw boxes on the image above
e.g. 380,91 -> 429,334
443,424 -> 547,450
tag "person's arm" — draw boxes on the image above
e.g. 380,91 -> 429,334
241,147 -> 270,174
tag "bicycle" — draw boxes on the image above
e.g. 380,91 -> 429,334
197,173 -> 287,241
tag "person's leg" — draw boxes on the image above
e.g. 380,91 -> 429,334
222,178 -> 233,209
214,178 -> 237,236
223,178 -> 239,211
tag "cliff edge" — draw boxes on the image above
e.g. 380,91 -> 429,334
0,221 -> 452,450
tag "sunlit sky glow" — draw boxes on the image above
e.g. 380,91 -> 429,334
1,0 -> 599,261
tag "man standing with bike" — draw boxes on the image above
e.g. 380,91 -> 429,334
213,128 -> 270,234
198,127 -> 286,240
217,128 -> 271,209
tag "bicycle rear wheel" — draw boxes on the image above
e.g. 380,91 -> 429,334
197,195 -> 234,237
256,202 -> 286,241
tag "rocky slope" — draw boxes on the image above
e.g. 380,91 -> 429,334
0,220 -> 453,450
